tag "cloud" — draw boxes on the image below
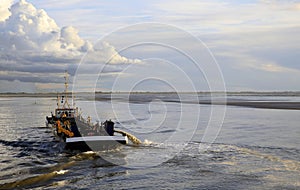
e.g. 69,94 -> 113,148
0,0 -> 299,92
92,42 -> 141,64
260,63 -> 295,73
209,25 -> 300,72
0,0 -> 141,92
152,0 -> 300,33
0,0 -> 13,22
234,54 -> 299,73
61,26 -> 87,51
0,79 -> 36,92
0,0 -> 86,52
0,0 -> 142,56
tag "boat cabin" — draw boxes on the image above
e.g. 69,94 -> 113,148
55,108 -> 78,119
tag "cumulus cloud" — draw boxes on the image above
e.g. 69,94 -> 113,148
0,0 -> 141,92
0,0 -> 13,21
0,0 -> 86,52
0,0 -> 141,56
92,42 -> 141,64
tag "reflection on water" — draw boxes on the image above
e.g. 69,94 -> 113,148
0,95 -> 299,189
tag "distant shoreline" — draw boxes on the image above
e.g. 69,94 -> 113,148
199,101 -> 300,110
1,92 -> 300,110
1,91 -> 300,97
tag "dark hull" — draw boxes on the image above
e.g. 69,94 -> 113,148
46,118 -> 128,152
65,136 -> 128,152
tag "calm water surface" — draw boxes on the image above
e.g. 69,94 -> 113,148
0,94 -> 299,189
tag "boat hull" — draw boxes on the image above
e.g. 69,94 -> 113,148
65,136 -> 128,151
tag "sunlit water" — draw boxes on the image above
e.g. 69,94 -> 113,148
0,94 -> 299,189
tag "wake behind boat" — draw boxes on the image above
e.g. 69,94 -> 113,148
45,72 -> 140,152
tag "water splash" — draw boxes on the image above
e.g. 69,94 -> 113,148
114,130 -> 142,145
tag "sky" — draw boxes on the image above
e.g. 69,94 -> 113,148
0,0 -> 299,92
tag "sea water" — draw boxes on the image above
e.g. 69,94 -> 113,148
0,93 -> 299,189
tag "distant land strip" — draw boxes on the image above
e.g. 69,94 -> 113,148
1,92 -> 300,110
198,101 -> 300,110
1,91 -> 300,96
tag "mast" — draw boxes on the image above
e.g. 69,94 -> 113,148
63,71 -> 70,109
57,93 -> 60,109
